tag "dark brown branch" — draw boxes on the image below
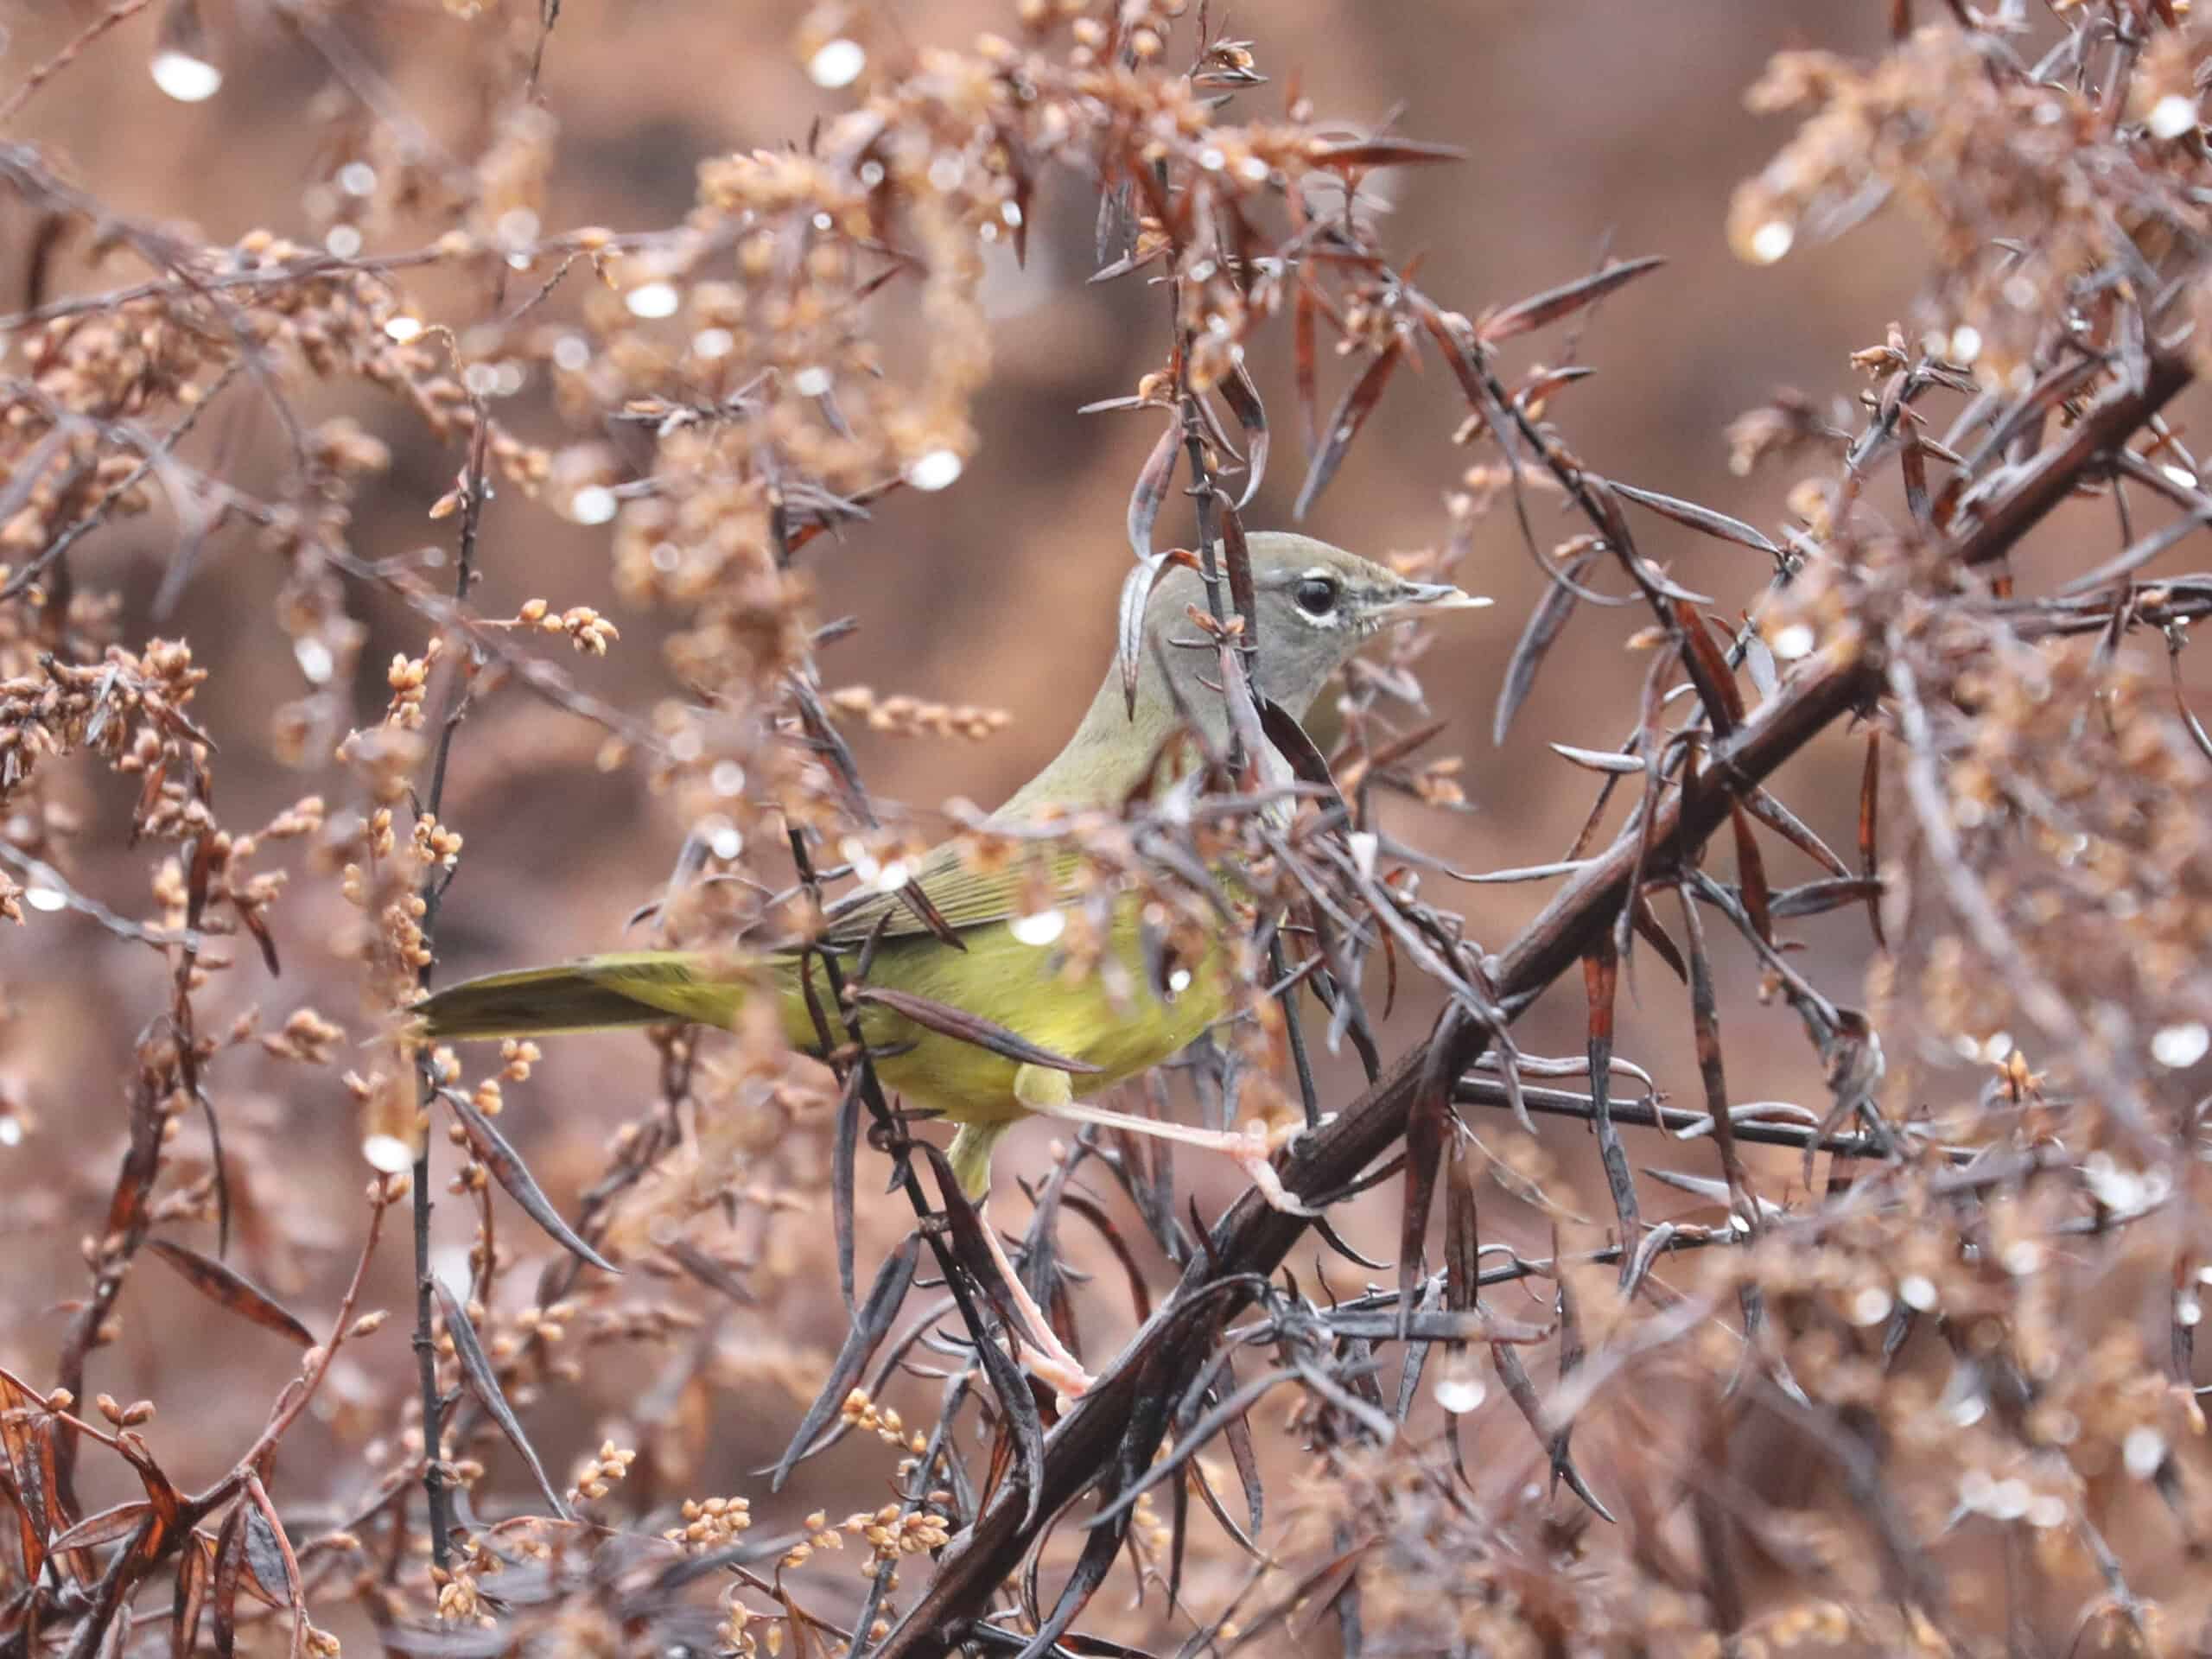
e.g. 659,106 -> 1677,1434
873,346 -> 2196,1659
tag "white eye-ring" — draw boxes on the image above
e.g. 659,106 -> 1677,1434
1294,570 -> 1341,620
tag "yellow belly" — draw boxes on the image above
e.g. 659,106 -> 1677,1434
772,918 -> 1229,1127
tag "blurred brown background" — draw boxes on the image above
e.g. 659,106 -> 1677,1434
3,0 -> 1968,1624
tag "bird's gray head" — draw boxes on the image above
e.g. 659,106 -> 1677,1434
1147,531 -> 1490,733
1005,532 -> 1488,816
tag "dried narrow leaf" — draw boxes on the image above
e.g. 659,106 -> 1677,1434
1589,478 -> 1714,607
1478,256 -> 1665,346
115,1428 -> 178,1547
1006,137 -> 1033,267
664,1238 -> 757,1305
1117,556 -> 1169,718
1900,435 -> 1933,535
1619,1220 -> 1681,1297
1495,546 -> 1599,745
244,1475 -> 310,1659
1611,480 -> 1780,558
1678,887 -> 1753,1230
1743,630 -> 1780,704
893,878 -> 967,950
237,903 -> 281,976
1219,361 -> 1270,509
211,1498 -> 246,1655
146,1239 -> 314,1348
1257,696 -> 1345,817
239,1497 -> 291,1607
1128,417 -> 1181,563
1769,876 -> 1886,918
1454,858 -> 1590,884
48,1499 -> 153,1554
446,1092 -> 620,1276
1674,600 -> 1745,736
1607,650 -> 1674,971
1218,1359 -> 1265,1537
1548,1228 -> 1583,1493
0,1371 -> 53,1581
173,1529 -> 214,1658
1190,385 -> 1248,471
2058,505 -> 2212,595
788,672 -> 876,829
1359,717 -> 1452,778
1181,1452 -> 1259,1566
1859,727 -> 1887,950
1729,798 -> 1774,946
193,1087 -> 232,1262
832,1067 -> 861,1313
1395,1278 -> 1445,1425
1220,505 -> 1260,652
1550,742 -> 1642,774
1294,269 -> 1319,455
1095,175 -> 1134,269
1630,894 -> 1690,986
977,1406 -> 1021,1552
1582,944 -> 1641,1257
1742,785 -> 1853,878
1513,362 -> 1599,411
772,1231 -> 922,1489
1641,1167 -> 1740,1208
103,1089 -> 164,1244
1057,1191 -> 1153,1322
1293,334 -> 1404,522
850,986 -> 1103,1074
1491,1341 -> 1614,1522
1307,136 -> 1466,170
779,474 -> 902,559
952,1259 -> 1046,1529
1444,1133 -> 1479,1317
0,1473 -> 33,1591
1399,1007 -> 1465,1323
431,1276 -> 572,1522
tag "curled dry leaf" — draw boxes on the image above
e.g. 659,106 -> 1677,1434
146,1240 -> 314,1348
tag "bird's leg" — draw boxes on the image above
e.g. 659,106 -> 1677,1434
1014,1065 -> 1319,1217
950,1118 -> 1096,1401
976,1200 -> 1096,1402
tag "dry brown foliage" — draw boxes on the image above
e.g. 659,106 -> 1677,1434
3,1 -> 2212,1656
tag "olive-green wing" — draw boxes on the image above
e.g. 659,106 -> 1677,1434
819,837 -> 1090,946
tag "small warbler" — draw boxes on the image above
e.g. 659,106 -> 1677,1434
414,532 -> 1487,1393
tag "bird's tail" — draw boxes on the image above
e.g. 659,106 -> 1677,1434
410,950 -> 754,1043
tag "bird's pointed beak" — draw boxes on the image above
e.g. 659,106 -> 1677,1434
1382,580 -> 1493,620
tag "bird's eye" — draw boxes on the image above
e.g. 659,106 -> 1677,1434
1294,575 -> 1339,617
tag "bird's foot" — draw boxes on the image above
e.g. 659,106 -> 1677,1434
1230,1120 -> 1321,1217
976,1199 -> 1096,1405
1018,1338 -> 1098,1407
